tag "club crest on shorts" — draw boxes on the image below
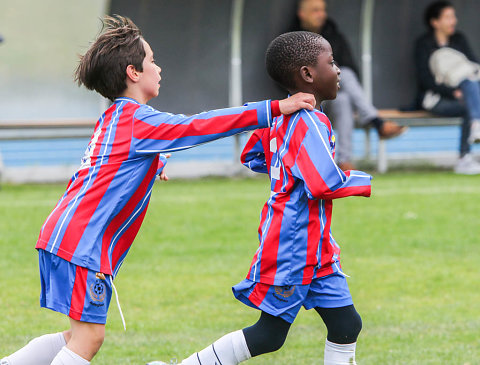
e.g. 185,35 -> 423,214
89,278 -> 106,305
274,285 -> 296,298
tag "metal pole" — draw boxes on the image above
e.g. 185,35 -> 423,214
229,0 -> 244,163
360,0 -> 376,163
360,0 -> 374,103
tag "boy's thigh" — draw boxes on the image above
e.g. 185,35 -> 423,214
303,272 -> 353,310
38,249 -> 112,324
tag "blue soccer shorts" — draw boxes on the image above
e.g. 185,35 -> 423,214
232,272 -> 353,323
38,249 -> 112,324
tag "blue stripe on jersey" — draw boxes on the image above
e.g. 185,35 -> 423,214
97,101 -> 125,166
48,167 -> 99,255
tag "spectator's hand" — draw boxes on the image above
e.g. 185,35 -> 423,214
279,92 -> 316,115
453,89 -> 463,99
159,153 -> 171,181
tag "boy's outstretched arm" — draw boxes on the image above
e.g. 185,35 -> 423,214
132,93 -> 314,154
290,112 -> 372,200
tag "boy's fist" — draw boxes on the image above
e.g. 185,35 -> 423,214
278,92 -> 316,115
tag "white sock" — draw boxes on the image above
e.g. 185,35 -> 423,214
324,340 -> 357,365
50,347 -> 90,365
1,332 -> 66,365
182,330 -> 251,365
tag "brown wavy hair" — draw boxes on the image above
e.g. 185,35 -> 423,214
74,15 -> 145,101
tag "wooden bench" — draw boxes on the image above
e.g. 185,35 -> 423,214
370,109 -> 463,173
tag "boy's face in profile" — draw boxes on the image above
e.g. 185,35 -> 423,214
308,38 -> 340,101
137,39 -> 162,102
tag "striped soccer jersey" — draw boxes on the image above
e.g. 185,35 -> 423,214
241,108 -> 372,286
36,97 -> 280,277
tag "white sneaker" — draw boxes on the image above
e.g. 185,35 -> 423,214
454,154 -> 480,174
468,120 -> 480,144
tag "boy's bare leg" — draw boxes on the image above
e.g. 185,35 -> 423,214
50,319 -> 104,365
1,330 -> 69,365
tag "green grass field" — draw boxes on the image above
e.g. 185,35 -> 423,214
1,172 -> 479,364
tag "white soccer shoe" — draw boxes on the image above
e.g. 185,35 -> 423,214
146,360 -> 177,365
468,120 -> 480,144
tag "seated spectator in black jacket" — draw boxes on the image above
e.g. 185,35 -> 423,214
415,0 -> 480,174
293,0 -> 406,171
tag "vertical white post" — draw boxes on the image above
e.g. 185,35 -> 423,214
360,0 -> 374,103
230,0 -> 244,163
361,0 -> 386,171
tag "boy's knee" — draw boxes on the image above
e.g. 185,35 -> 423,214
242,312 -> 291,357
69,321 -> 105,360
327,309 -> 362,344
88,326 -> 105,352
267,331 -> 288,352
243,327 -> 287,355
316,305 -> 362,344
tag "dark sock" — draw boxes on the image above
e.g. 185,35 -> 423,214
370,117 -> 384,131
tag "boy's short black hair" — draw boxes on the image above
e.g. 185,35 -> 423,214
424,1 -> 453,30
74,15 -> 145,101
265,31 -> 325,91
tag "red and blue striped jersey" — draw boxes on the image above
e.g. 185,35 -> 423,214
241,108 -> 372,286
36,97 -> 280,277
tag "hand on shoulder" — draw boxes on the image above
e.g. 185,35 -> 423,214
278,93 -> 316,115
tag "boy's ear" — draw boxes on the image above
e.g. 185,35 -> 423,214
126,64 -> 140,82
299,65 -> 314,84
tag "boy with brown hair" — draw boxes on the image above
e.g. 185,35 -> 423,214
0,16 -> 314,365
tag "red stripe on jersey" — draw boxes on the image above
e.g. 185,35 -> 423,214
303,200 -> 321,284
319,201 -> 334,267
316,263 -> 335,278
281,118 -> 309,169
36,168 -> 90,249
110,202 -> 149,273
56,106 -> 136,259
323,186 -> 372,199
69,265 -> 88,320
315,112 -> 332,134
100,156 -> 158,273
248,282 -> 270,307
296,145 -> 333,198
271,100 -> 280,117
133,109 -> 258,141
